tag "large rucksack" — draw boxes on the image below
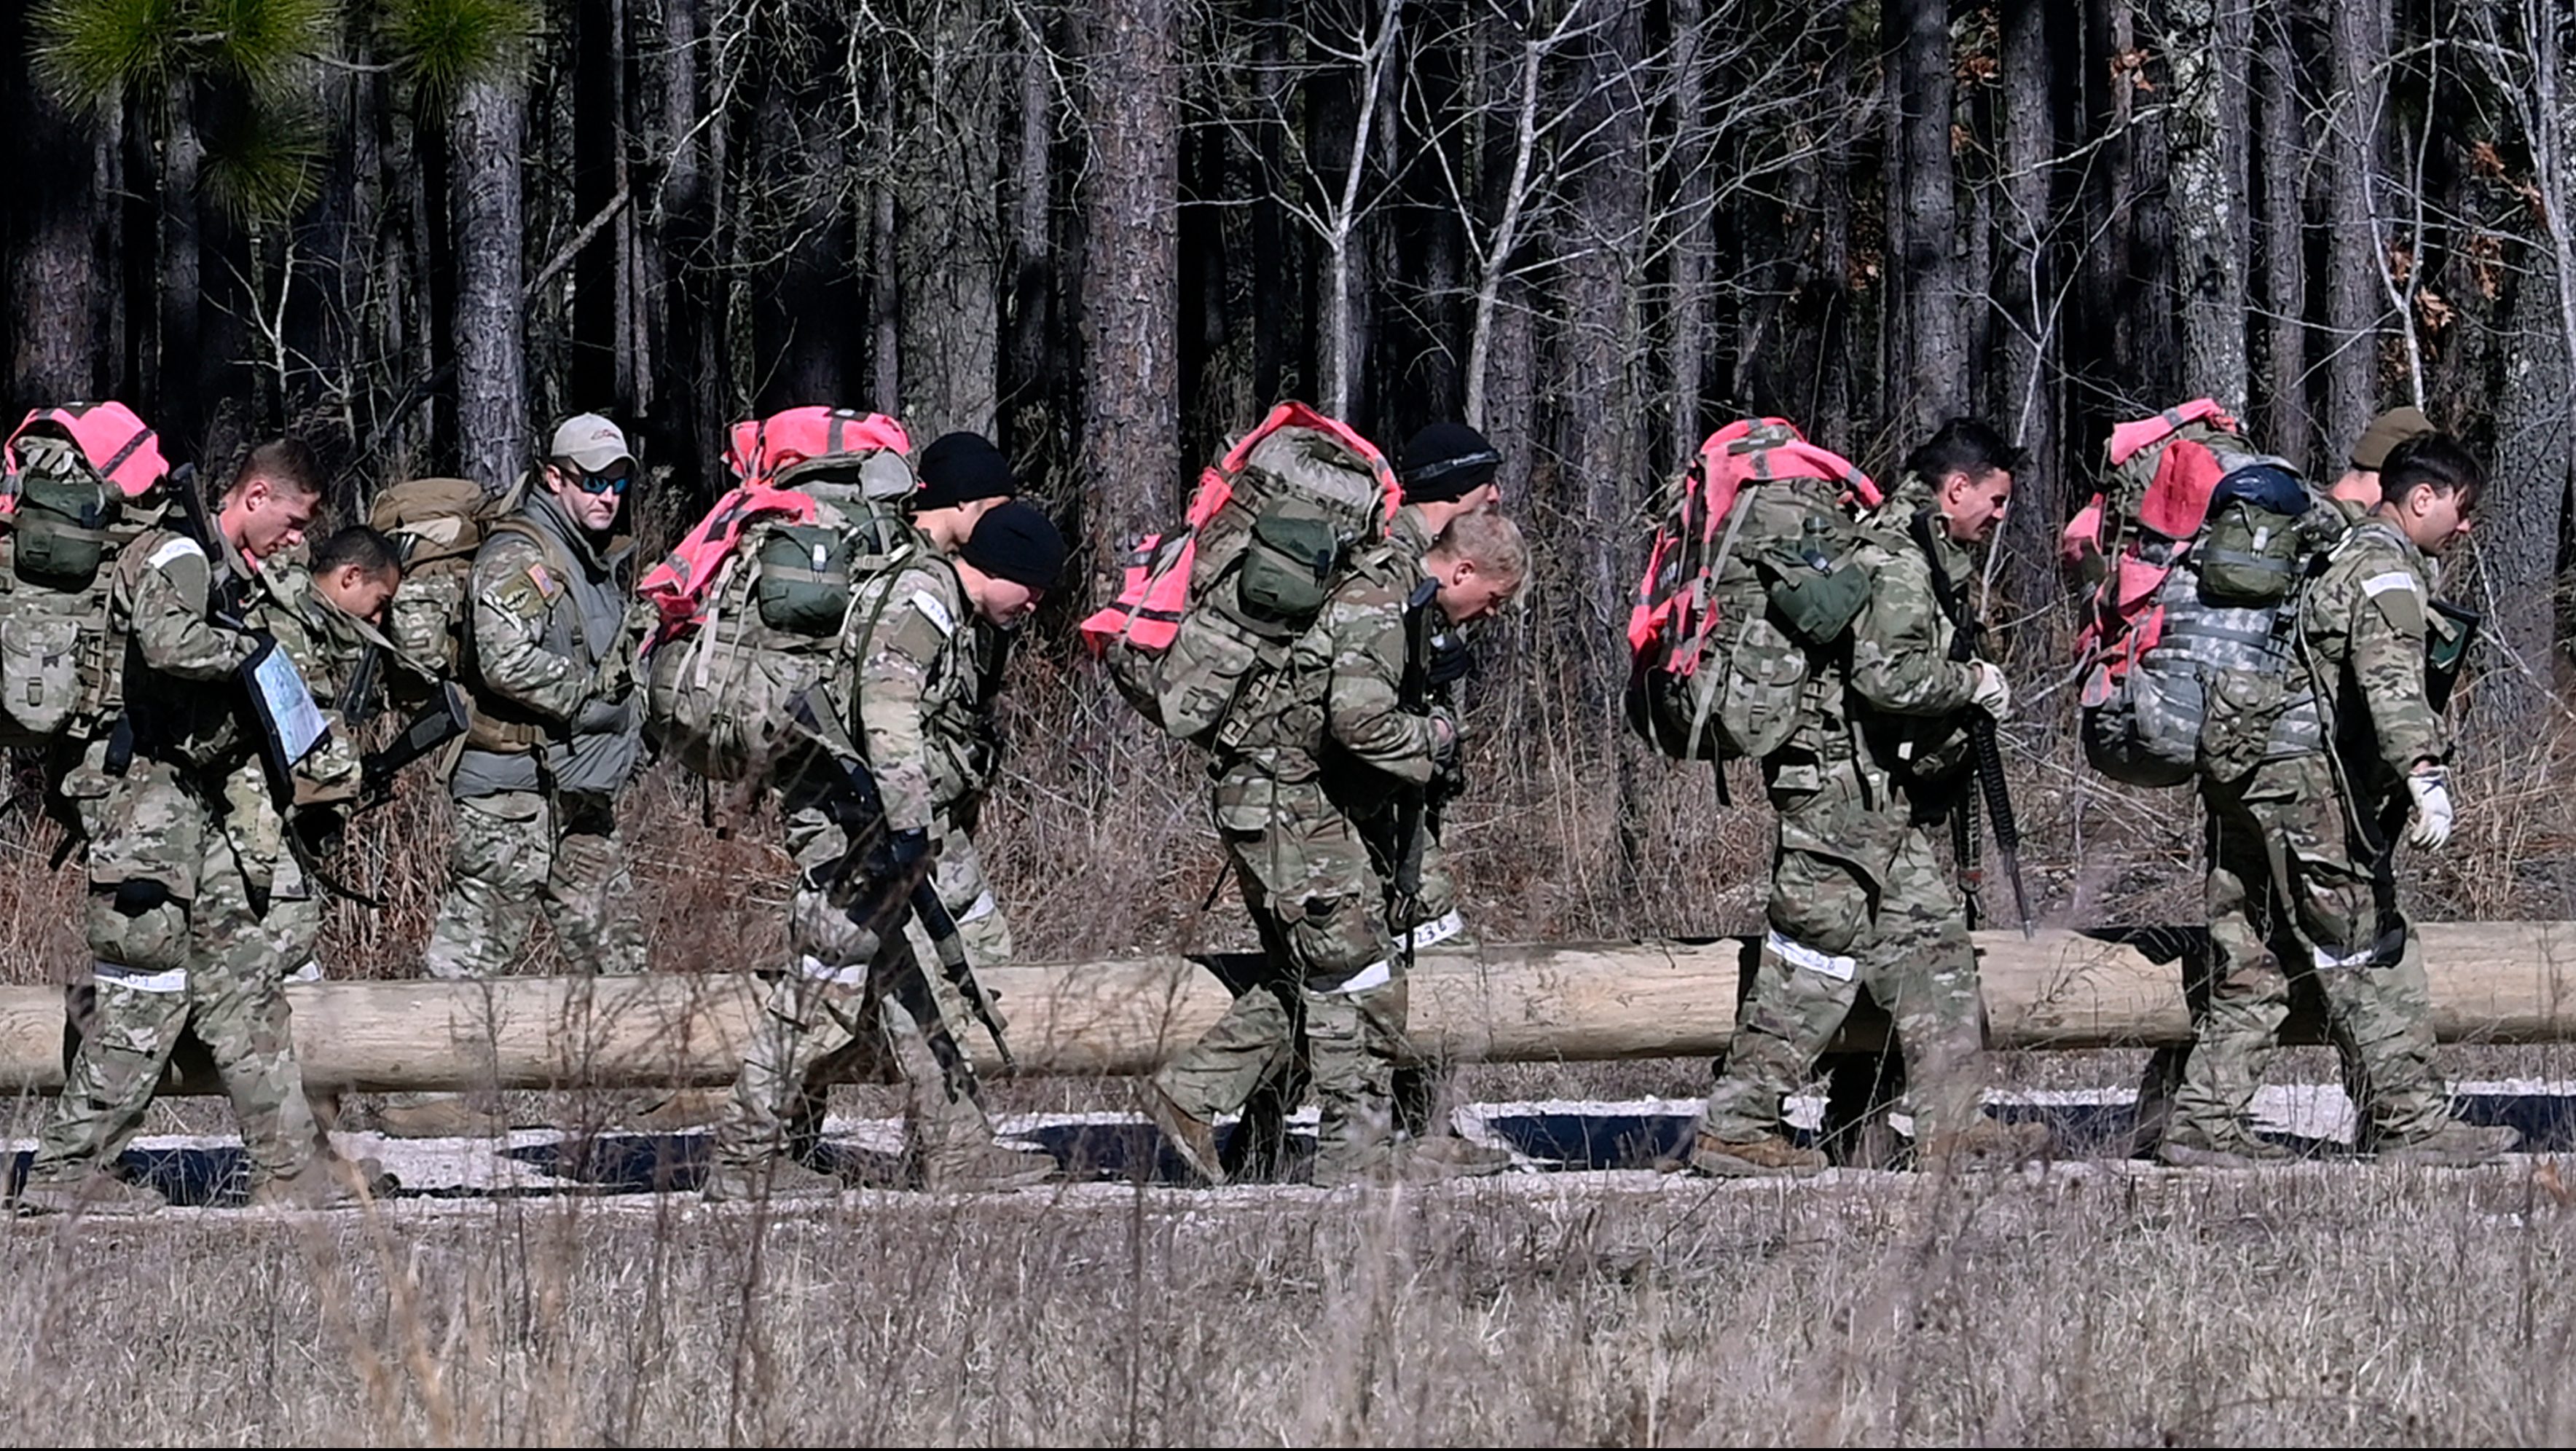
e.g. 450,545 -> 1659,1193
369,474 -> 527,685
0,402 -> 172,752
1625,418 -> 1882,761
639,408 -> 917,782
1080,401 -> 1401,750
2064,400 -> 2338,788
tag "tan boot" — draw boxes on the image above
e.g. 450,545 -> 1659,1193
2156,1122 -> 2292,1169
1395,1134 -> 1518,1179
12,1168 -> 165,1218
1917,1117 -> 2055,1173
624,1088 -> 735,1134
371,1093 -> 508,1139
247,1154 -> 375,1211
1142,1082 -> 1225,1187
701,1155 -> 846,1203
2373,1121 -> 2519,1168
914,1141 -> 1057,1192
1685,1130 -> 1829,1179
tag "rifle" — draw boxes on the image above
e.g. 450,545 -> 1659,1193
785,689 -> 1015,1078
358,681 -> 471,806
1908,509 -> 2033,940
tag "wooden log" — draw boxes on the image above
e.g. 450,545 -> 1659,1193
1,922 -> 2570,1093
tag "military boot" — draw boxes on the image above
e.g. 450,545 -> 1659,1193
701,1155 -> 846,1204
1142,1082 -> 1225,1187
247,1153 -> 378,1211
1915,1116 -> 2055,1172
12,1168 -> 166,1218
623,1088 -> 735,1134
1394,1133 -> 1517,1179
2156,1124 -> 2293,1170
2373,1121 -> 2520,1168
913,1141 -> 1057,1192
370,1092 -> 510,1139
1684,1130 -> 1830,1179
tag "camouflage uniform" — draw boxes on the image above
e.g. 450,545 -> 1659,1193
710,550 -> 1034,1189
2168,512 -> 2461,1149
1696,481 -> 1995,1152
423,491 -> 648,979
1154,531 -> 1446,1185
25,528 -> 324,1192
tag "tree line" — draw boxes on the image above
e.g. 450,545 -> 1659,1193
4,0 -> 2572,757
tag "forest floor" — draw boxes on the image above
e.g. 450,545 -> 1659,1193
4,1061 -> 2576,1446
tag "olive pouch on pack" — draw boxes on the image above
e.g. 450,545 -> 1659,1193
0,409 -> 171,751
753,524 -> 861,634
2196,463 -> 2312,605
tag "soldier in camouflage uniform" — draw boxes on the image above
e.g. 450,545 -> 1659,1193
704,492 -> 1067,1201
1151,508 -> 1528,1189
1147,422 -> 1518,1184
376,415 -> 654,1137
2162,433 -> 2518,1168
1687,419 -> 2047,1178
15,441 -> 370,1215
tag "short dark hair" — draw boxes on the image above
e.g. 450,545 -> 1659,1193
2379,433 -> 2485,512
1904,417 -> 2027,484
229,438 -> 326,502
311,524 -> 401,578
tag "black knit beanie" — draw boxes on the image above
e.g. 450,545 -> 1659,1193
915,431 -> 1018,511
1399,422 -> 1502,502
959,500 -> 1066,590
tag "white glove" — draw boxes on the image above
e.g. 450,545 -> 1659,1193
2406,767 -> 2454,852
1968,661 -> 2012,721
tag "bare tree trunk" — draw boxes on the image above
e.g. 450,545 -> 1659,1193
572,0 -> 623,410
1002,1 -> 1058,460
2323,0 -> 2388,448
641,0 -> 725,500
2164,0 -> 2250,414
2257,15 -> 2312,463
1078,0 -> 1182,564
454,73 -> 530,491
1664,0 -> 1711,471
4,18 -> 104,402
157,90 -> 205,449
1996,0 -> 2059,642
871,183 -> 900,416
1895,0 -> 1965,441
2483,259 -> 2567,736
899,1 -> 1005,439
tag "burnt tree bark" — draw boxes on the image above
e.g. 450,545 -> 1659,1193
4,22 -> 106,404
2256,13 -> 2312,463
2322,0 -> 2388,449
454,72 -> 530,490
1893,0 -> 1966,441
1078,0 -> 1182,566
2164,0 -> 2250,414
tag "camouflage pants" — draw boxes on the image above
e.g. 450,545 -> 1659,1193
422,788 -> 645,978
1156,777 -> 1418,1181
1700,756 -> 1987,1144
708,804 -> 1005,1181
30,760 -> 319,1187
2171,752 -> 2443,1145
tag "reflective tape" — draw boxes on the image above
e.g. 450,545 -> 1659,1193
2313,944 -> 2376,972
2361,572 -> 2419,600
1767,929 -> 1856,983
957,890 -> 998,924
793,953 -> 871,990
283,959 -> 323,984
147,535 -> 205,569
906,590 -> 957,636
1325,958 -> 1393,996
95,961 -> 187,994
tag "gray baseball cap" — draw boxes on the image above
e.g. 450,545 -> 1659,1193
549,412 -> 635,473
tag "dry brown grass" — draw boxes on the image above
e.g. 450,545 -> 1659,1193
1,1163 -> 2575,1444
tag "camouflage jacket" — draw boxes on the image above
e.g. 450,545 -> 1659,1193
115,524 -> 264,773
454,491 -> 645,798
836,551 -> 989,835
1841,479 -> 1984,783
243,554 -> 400,803
1215,538 -> 1440,821
2302,512 -> 2446,783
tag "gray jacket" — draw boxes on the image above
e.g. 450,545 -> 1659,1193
451,490 -> 645,801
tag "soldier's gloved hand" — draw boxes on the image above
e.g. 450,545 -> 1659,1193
2406,766 -> 2454,851
1429,707 -> 1462,771
573,693 -> 635,736
1968,661 -> 2013,721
